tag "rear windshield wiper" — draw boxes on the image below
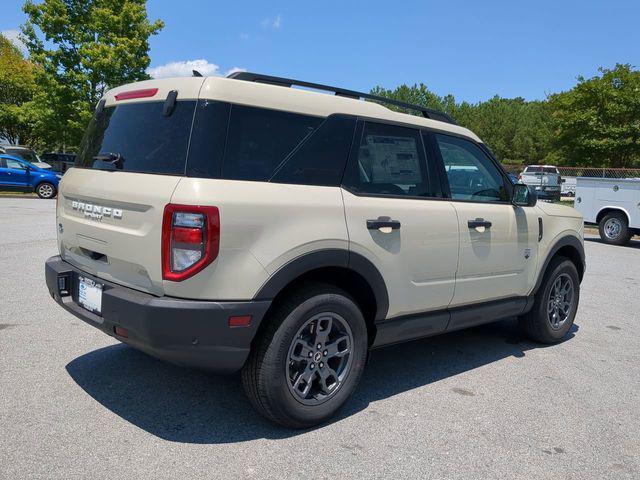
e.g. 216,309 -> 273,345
92,152 -> 125,171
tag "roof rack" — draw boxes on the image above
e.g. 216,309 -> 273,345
227,71 -> 457,125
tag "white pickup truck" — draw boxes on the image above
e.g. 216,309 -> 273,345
519,165 -> 563,201
575,177 -> 640,245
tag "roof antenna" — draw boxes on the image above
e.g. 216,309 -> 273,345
192,70 -> 203,77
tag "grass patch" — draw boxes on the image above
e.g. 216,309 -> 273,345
0,191 -> 37,197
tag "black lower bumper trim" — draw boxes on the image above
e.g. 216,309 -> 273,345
45,256 -> 270,373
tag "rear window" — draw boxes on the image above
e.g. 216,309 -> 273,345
76,100 -> 196,175
525,166 -> 542,173
6,148 -> 39,162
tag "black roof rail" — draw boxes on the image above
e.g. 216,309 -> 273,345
227,71 -> 457,125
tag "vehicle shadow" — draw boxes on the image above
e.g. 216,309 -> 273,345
66,319 -> 578,444
584,236 -> 640,249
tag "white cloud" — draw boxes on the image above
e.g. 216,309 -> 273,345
1,29 -> 27,53
147,59 -> 246,79
261,15 -> 282,29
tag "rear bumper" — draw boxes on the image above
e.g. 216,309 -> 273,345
45,256 -> 270,373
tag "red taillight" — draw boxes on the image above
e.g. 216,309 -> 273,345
172,227 -> 203,244
115,88 -> 158,101
162,204 -> 220,281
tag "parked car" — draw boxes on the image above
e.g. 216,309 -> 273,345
0,154 -> 61,198
574,176 -> 640,245
45,72 -> 585,428
0,145 -> 52,170
519,165 -> 563,201
41,152 -> 76,173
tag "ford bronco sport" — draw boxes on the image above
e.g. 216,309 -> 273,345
45,72 -> 585,428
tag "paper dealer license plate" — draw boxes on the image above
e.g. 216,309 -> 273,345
78,276 -> 103,315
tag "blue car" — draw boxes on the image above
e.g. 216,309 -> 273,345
0,154 -> 61,198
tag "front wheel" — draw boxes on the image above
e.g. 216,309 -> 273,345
598,212 -> 631,245
241,283 -> 368,428
519,256 -> 580,344
36,182 -> 57,199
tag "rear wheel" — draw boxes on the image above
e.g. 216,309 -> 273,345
241,283 -> 368,428
36,182 -> 57,199
598,212 -> 631,245
519,256 -> 580,344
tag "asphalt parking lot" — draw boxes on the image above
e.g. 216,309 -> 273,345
1,198 -> 639,480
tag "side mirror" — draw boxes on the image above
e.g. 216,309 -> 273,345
512,183 -> 537,207
25,166 -> 31,175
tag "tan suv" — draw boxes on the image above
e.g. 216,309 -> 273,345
45,72 -> 585,427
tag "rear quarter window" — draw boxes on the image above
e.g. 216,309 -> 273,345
270,115 -> 356,186
76,100 -> 196,175
222,105 -> 322,181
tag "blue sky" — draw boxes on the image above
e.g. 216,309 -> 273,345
2,0 -> 639,103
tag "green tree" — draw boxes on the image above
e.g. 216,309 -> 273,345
21,0 -> 164,150
548,64 -> 640,167
0,33 -> 41,145
370,83 -> 448,115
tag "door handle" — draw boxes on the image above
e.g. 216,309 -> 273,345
367,217 -> 401,231
467,218 -> 492,229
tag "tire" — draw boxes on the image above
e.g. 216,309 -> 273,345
241,283 -> 368,428
36,182 -> 57,199
598,211 -> 631,245
519,256 -> 580,344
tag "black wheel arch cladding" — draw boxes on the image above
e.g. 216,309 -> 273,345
253,249 -> 389,321
533,235 -> 585,295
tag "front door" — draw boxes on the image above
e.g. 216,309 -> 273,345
341,121 -> 459,320
432,133 -> 539,307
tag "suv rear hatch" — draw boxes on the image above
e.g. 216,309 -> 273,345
57,78 -> 204,296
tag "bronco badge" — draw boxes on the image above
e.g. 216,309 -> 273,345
71,200 -> 123,221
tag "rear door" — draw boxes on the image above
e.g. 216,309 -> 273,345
431,133 -> 538,307
57,79 -> 204,296
1,158 -> 30,187
341,120 -> 459,321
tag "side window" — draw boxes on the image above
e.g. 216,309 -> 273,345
343,122 -> 431,197
435,134 -> 508,203
6,159 -> 25,170
270,115 -> 356,186
223,105 -> 322,181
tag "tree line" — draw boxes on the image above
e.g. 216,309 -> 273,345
0,1 -> 639,168
372,63 -> 640,168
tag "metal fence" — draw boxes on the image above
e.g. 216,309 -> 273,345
502,165 -> 640,179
